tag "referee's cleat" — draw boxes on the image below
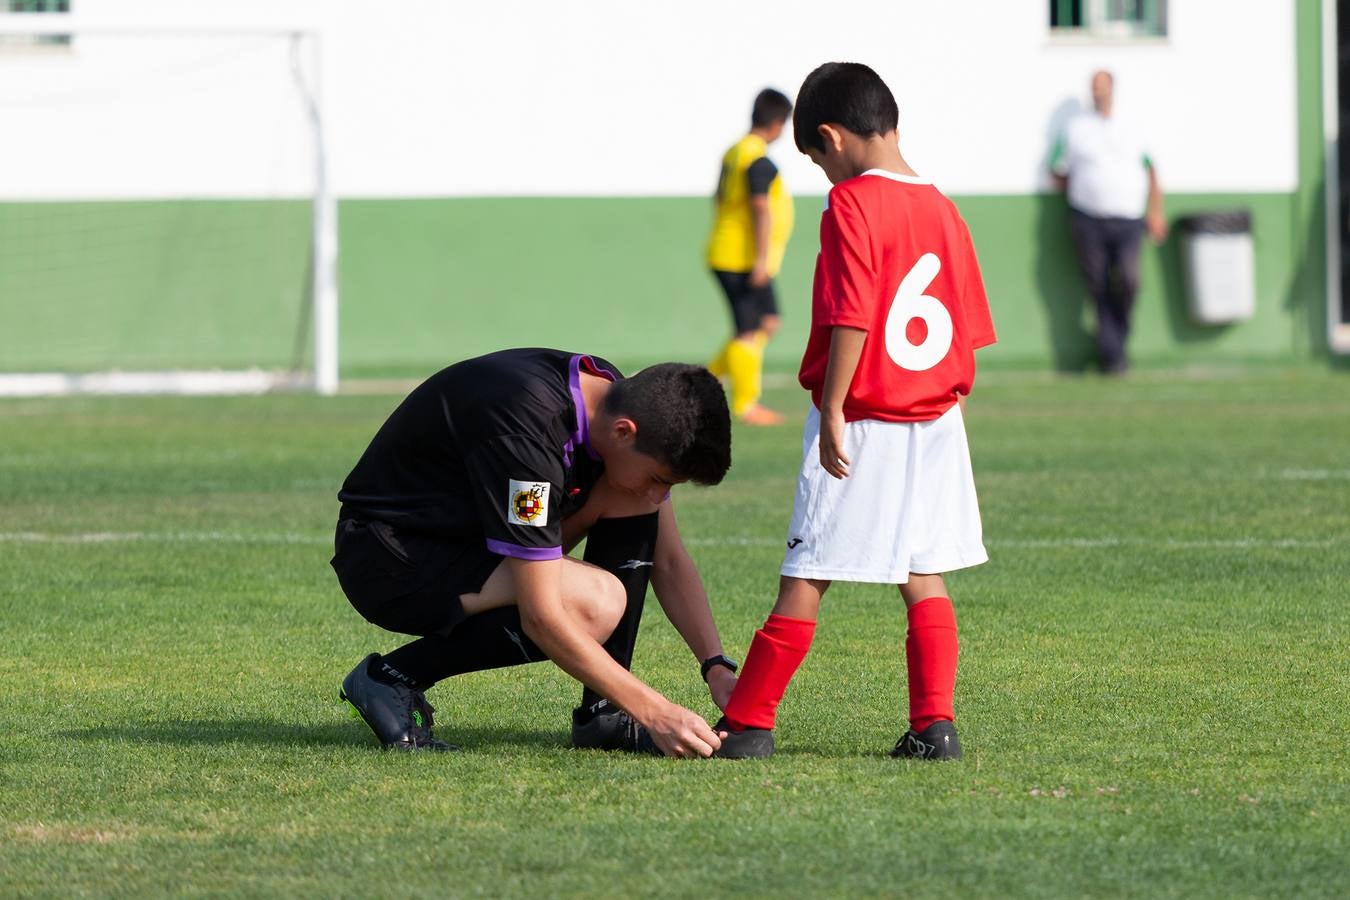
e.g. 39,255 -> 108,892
339,653 -> 456,752
570,699 -> 661,755
890,720 -> 961,760
712,716 -> 775,759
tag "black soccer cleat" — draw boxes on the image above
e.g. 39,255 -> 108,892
339,653 -> 456,752
890,720 -> 962,760
570,699 -> 661,756
712,716 -> 775,759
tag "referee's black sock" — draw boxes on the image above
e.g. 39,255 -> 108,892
376,512 -> 658,702
576,512 -> 659,715
376,606 -> 546,688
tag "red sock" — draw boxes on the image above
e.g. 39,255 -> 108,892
722,613 -> 816,730
906,596 -> 959,733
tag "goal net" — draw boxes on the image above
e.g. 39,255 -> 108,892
0,21 -> 337,395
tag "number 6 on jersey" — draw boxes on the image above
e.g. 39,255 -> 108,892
884,252 -> 953,372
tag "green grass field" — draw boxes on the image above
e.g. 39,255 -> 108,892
2,367 -> 1348,898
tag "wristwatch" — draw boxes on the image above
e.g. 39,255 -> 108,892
700,654 -> 739,682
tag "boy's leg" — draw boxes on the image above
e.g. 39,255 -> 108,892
716,576 -> 826,756
892,572 -> 962,760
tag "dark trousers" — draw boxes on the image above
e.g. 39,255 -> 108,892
1069,209 -> 1145,372
373,514 -> 659,698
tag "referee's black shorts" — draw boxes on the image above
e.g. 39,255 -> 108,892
330,518 -> 501,638
712,268 -> 778,335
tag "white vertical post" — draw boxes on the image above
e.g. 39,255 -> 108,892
1324,0 -> 1350,353
298,30 -> 340,394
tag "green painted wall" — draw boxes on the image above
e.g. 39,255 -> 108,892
958,192 -> 1314,371
0,189 -> 1330,376
336,191 -> 1325,376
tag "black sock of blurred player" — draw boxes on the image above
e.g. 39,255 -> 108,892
371,513 -> 658,701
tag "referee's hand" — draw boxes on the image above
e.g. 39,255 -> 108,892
645,702 -> 723,758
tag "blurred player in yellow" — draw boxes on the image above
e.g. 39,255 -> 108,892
707,88 -> 795,425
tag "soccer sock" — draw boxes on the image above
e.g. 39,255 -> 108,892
376,515 -> 660,696
906,596 -> 959,733
722,613 -> 816,731
577,512 -> 659,713
708,340 -> 732,378
366,653 -> 424,690
724,335 -> 764,417
375,606 -> 546,688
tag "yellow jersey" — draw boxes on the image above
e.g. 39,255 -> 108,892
705,134 -> 794,275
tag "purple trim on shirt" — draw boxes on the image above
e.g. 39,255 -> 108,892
569,354 -> 618,462
567,354 -> 588,458
580,355 -> 621,383
485,538 -> 562,561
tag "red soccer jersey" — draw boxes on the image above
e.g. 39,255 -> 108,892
799,170 -> 996,422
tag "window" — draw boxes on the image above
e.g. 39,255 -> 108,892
2,0 -> 73,50
1051,0 -> 1167,39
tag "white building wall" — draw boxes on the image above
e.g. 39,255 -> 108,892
0,0 -> 1299,199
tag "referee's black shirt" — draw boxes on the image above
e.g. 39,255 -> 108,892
338,348 -> 620,561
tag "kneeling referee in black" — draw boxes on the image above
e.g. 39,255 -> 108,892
331,349 -> 740,758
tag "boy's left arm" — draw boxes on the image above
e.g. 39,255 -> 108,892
649,499 -> 737,710
819,326 -> 867,479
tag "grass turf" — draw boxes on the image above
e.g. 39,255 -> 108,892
1,367 -> 1348,897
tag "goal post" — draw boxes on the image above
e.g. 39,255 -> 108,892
0,20 -> 338,396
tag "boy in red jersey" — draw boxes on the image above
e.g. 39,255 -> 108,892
715,62 -> 996,759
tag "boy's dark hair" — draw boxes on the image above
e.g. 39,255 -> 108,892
603,363 -> 731,485
793,62 -> 899,154
751,88 -> 793,128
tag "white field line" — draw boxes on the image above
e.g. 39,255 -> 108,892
1276,469 -> 1350,480
0,532 -> 1341,551
990,537 -> 1343,549
688,537 -> 1344,550
0,531 -> 330,546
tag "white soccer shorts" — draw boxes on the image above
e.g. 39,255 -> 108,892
780,403 -> 988,584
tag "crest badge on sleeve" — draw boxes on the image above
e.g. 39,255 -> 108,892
507,480 -> 550,527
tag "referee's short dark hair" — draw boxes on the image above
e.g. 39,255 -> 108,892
793,62 -> 899,154
751,88 -> 793,128
604,364 -> 731,485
